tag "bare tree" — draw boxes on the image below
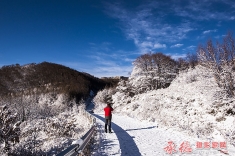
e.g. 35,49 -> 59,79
133,53 -> 152,77
132,52 -> 178,92
186,52 -> 198,68
197,32 -> 235,96
177,58 -> 189,71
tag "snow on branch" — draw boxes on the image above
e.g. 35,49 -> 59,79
0,105 -> 21,154
197,31 -> 235,97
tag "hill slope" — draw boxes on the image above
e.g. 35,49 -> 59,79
94,65 -> 235,150
0,62 -> 116,101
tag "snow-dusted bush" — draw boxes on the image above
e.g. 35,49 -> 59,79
38,103 -> 57,119
0,92 -> 93,155
93,87 -> 116,112
44,115 -> 77,137
0,105 -> 21,154
12,143 -> 45,156
116,80 -> 135,97
12,128 -> 45,156
111,65 -> 235,148
7,93 -> 72,122
8,106 -> 90,156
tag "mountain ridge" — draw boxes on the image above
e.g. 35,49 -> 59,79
0,62 -> 118,101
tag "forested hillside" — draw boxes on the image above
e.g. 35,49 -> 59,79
0,62 -> 119,155
0,62 -> 117,100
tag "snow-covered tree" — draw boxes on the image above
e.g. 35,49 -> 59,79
197,32 -> 235,96
130,52 -> 178,93
93,87 -> 116,111
0,105 -> 21,153
94,88 -> 115,104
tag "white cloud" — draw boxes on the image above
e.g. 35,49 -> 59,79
167,53 -> 187,60
174,1 -> 235,21
188,45 -> 196,49
154,43 -> 166,49
84,52 -> 135,77
182,45 -> 196,51
203,30 -> 211,34
170,44 -> 183,48
140,41 -> 153,48
93,65 -> 133,77
124,58 -> 135,62
105,2 -> 193,53
203,29 -> 217,34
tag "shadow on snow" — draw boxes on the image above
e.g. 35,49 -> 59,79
93,114 -> 141,156
125,126 -> 156,131
94,122 -> 120,156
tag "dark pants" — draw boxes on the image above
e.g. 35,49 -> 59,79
105,116 -> 112,132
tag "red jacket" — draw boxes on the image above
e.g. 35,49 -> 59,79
104,106 -> 113,117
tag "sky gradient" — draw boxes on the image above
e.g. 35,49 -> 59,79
1,0 -> 235,77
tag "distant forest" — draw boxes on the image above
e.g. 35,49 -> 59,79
0,62 -> 118,100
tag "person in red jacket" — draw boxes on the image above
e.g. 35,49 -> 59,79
104,103 -> 113,133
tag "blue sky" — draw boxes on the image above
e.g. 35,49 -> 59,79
0,0 -> 235,77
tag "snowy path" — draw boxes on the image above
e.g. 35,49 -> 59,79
92,113 -> 229,156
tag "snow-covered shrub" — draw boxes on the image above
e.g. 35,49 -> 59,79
3,93 -> 69,122
0,90 -> 93,155
111,65 -> 235,148
116,80 -> 135,97
93,87 -> 116,112
44,117 -> 77,137
0,105 -> 21,154
186,72 -> 197,83
12,127 -> 45,156
93,88 -> 114,104
128,73 -> 153,94
8,106 -> 90,155
38,103 -> 57,119
226,127 -> 235,147
12,143 -> 45,156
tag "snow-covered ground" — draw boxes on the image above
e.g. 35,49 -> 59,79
1,64 -> 234,155
0,105 -> 91,156
93,65 -> 235,155
92,113 -> 234,156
